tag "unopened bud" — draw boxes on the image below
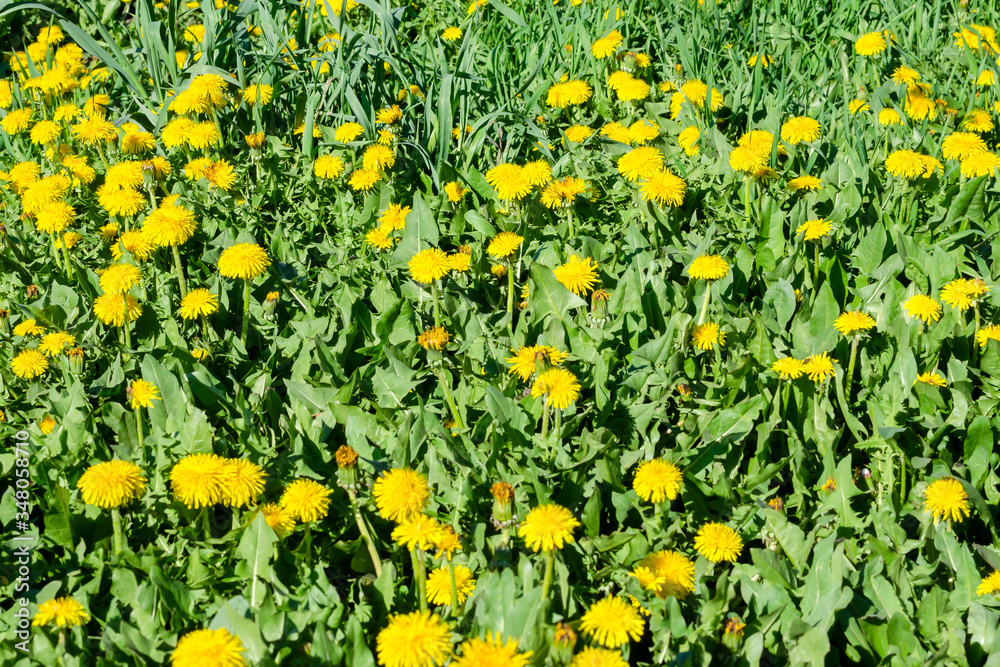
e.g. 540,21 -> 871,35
336,445 -> 360,490
590,289 -> 609,323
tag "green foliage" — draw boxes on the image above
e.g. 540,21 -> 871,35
1,0 -> 1000,665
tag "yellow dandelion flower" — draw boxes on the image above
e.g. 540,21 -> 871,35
903,294 -> 942,324
771,358 -> 805,380
632,459 -> 682,503
260,503 -> 295,535
694,522 -> 743,562
32,598 -> 89,628
687,255 -> 729,281
803,352 -> 836,382
855,32 -> 887,56
553,255 -> 599,295
780,116 -> 821,144
418,326 -> 450,351
13,320 -> 46,337
374,468 -> 430,522
392,514 -> 444,551
129,379 -> 159,409
788,175 -> 822,191
222,459 -> 266,507
100,263 -> 142,294
923,477 -> 970,524
977,571 -> 1000,596
11,349 -> 48,379
833,311 -> 876,336
408,248 -> 451,284
617,146 -> 663,182
170,453 -> 229,509
580,597 -> 645,648
635,550 -> 695,598
452,633 -> 531,667
218,243 -> 270,280
376,612 -> 451,667
518,503 -> 579,552
38,331 -> 75,357
178,289 -> 219,319
975,324 -> 1000,348
93,293 -> 142,327
280,479 -> 332,522
916,372 -> 947,387
692,322 -> 725,350
640,170 -> 685,207
426,565 -> 475,605
171,628 -> 246,667
531,368 -> 581,409
77,460 -> 146,508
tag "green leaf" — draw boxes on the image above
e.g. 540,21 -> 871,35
527,262 -> 587,325
391,191 -> 439,268
964,416 -> 992,489
945,175 -> 987,226
235,513 -> 277,609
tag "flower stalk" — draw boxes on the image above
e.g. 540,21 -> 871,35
111,508 -> 124,555
172,245 -> 188,298
241,279 -> 251,346
845,334 -> 860,401
347,488 -> 383,577
697,283 -> 712,325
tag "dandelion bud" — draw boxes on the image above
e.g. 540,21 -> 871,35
490,481 -> 515,526
25,285 -> 39,298
141,162 -> 156,187
264,291 -> 280,318
533,349 -> 555,377
552,622 -> 577,649
491,264 -> 508,279
722,618 -> 746,652
767,496 -> 784,512
590,288 -> 609,323
245,132 -> 265,150
621,53 -> 637,73
336,445 -> 360,490
0,308 -> 8,336
66,347 -> 84,374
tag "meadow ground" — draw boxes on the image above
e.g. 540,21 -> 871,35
2,0 -> 1000,665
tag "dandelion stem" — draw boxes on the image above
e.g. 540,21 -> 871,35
171,245 -> 188,298
135,409 -> 143,462
813,243 -> 820,288
540,396 -> 550,439
744,178 -> 752,228
540,551 -> 555,619
973,305 -> 980,366
697,282 -> 711,325
52,234 -> 64,271
436,367 -> 465,430
412,548 -> 428,612
61,244 -> 74,281
431,283 -> 442,328
845,335 -> 860,402
111,508 -> 124,555
200,506 -> 212,540
122,293 -> 131,352
506,264 -> 516,330
241,279 -> 251,346
448,561 -> 459,613
304,524 -> 313,569
347,488 -> 383,577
